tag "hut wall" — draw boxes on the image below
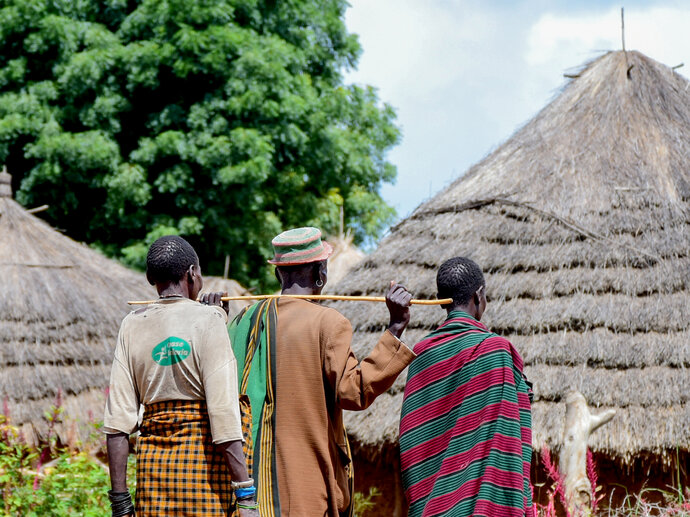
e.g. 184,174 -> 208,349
353,447 -> 690,516
353,454 -> 405,517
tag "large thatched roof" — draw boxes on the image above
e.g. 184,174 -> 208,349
0,170 -> 154,442
331,50 -> 690,464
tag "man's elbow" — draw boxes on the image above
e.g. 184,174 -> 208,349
337,387 -> 377,411
106,432 -> 132,453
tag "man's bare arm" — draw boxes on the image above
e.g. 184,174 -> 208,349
106,433 -> 134,517
107,433 -> 130,491
216,440 -> 259,517
216,439 -> 251,482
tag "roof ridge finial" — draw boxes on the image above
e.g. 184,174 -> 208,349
0,165 -> 12,199
621,7 -> 626,52
621,7 -> 633,79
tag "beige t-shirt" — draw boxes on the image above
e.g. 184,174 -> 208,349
102,298 -> 242,444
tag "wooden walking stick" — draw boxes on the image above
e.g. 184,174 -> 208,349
128,294 -> 453,305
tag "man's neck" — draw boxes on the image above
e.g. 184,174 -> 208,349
446,304 -> 478,320
281,284 -> 321,296
157,282 -> 190,300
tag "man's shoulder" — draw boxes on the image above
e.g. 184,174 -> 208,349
194,302 -> 227,319
413,326 -> 511,354
126,301 -> 228,325
120,308 -> 143,328
472,333 -> 514,354
286,301 -> 352,337
475,333 -> 525,370
280,298 -> 349,323
187,303 -> 228,327
315,303 -> 350,326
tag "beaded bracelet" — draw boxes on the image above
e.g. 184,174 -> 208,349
234,486 -> 257,499
237,501 -> 260,510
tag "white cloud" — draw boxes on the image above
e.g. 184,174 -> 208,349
344,2 -> 690,219
346,0 -> 493,103
526,7 -> 690,75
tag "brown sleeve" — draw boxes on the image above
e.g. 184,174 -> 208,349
322,310 -> 416,411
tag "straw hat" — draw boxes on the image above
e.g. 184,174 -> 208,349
267,227 -> 333,266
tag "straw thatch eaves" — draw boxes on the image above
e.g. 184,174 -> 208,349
0,170 -> 155,443
330,51 -> 690,465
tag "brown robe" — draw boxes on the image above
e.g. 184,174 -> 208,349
273,298 -> 415,517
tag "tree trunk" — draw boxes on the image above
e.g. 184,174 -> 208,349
559,391 -> 615,515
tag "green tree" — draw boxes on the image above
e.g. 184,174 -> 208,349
0,0 -> 398,288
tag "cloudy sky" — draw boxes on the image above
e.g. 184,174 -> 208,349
344,0 -> 690,221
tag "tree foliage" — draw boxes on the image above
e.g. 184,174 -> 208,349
0,0 -> 399,288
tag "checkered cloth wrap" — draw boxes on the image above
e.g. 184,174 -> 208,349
136,400 -> 236,516
239,394 -> 253,478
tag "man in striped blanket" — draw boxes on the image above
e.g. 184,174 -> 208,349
400,257 -> 533,517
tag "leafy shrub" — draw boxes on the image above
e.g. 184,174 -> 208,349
353,486 -> 381,516
0,397 -> 135,516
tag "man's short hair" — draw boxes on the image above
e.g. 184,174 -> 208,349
437,257 -> 485,306
146,235 -> 199,284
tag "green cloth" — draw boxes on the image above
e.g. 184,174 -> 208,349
228,299 -> 281,516
229,302 -> 267,446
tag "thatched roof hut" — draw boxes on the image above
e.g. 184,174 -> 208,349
325,233 -> 366,288
0,169 -> 154,442
331,50 -> 690,469
201,276 -> 253,318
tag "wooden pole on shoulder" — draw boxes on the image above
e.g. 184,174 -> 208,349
128,294 -> 453,305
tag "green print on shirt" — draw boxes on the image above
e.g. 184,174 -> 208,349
152,337 -> 191,366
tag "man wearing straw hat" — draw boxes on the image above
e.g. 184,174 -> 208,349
103,235 -> 258,517
220,227 -> 416,517
399,257 -> 533,517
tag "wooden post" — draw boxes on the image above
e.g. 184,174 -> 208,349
621,7 -> 625,52
223,254 -> 230,279
0,166 -> 11,198
339,204 -> 344,238
559,391 -> 615,515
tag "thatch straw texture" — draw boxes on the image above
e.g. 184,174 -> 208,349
201,276 -> 253,318
0,174 -> 154,442
324,233 -> 366,289
330,51 -> 690,463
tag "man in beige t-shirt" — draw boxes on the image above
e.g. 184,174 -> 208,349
103,235 -> 257,517
103,298 -> 241,441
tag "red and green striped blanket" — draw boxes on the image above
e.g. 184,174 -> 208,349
400,311 -> 533,517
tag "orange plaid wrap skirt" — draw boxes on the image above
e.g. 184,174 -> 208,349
136,400 -> 233,516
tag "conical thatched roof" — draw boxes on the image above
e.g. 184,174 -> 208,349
201,276 -> 253,319
331,51 -> 690,464
0,171 -> 154,442
325,233 -> 366,288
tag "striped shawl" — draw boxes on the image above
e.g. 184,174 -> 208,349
399,311 -> 533,517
